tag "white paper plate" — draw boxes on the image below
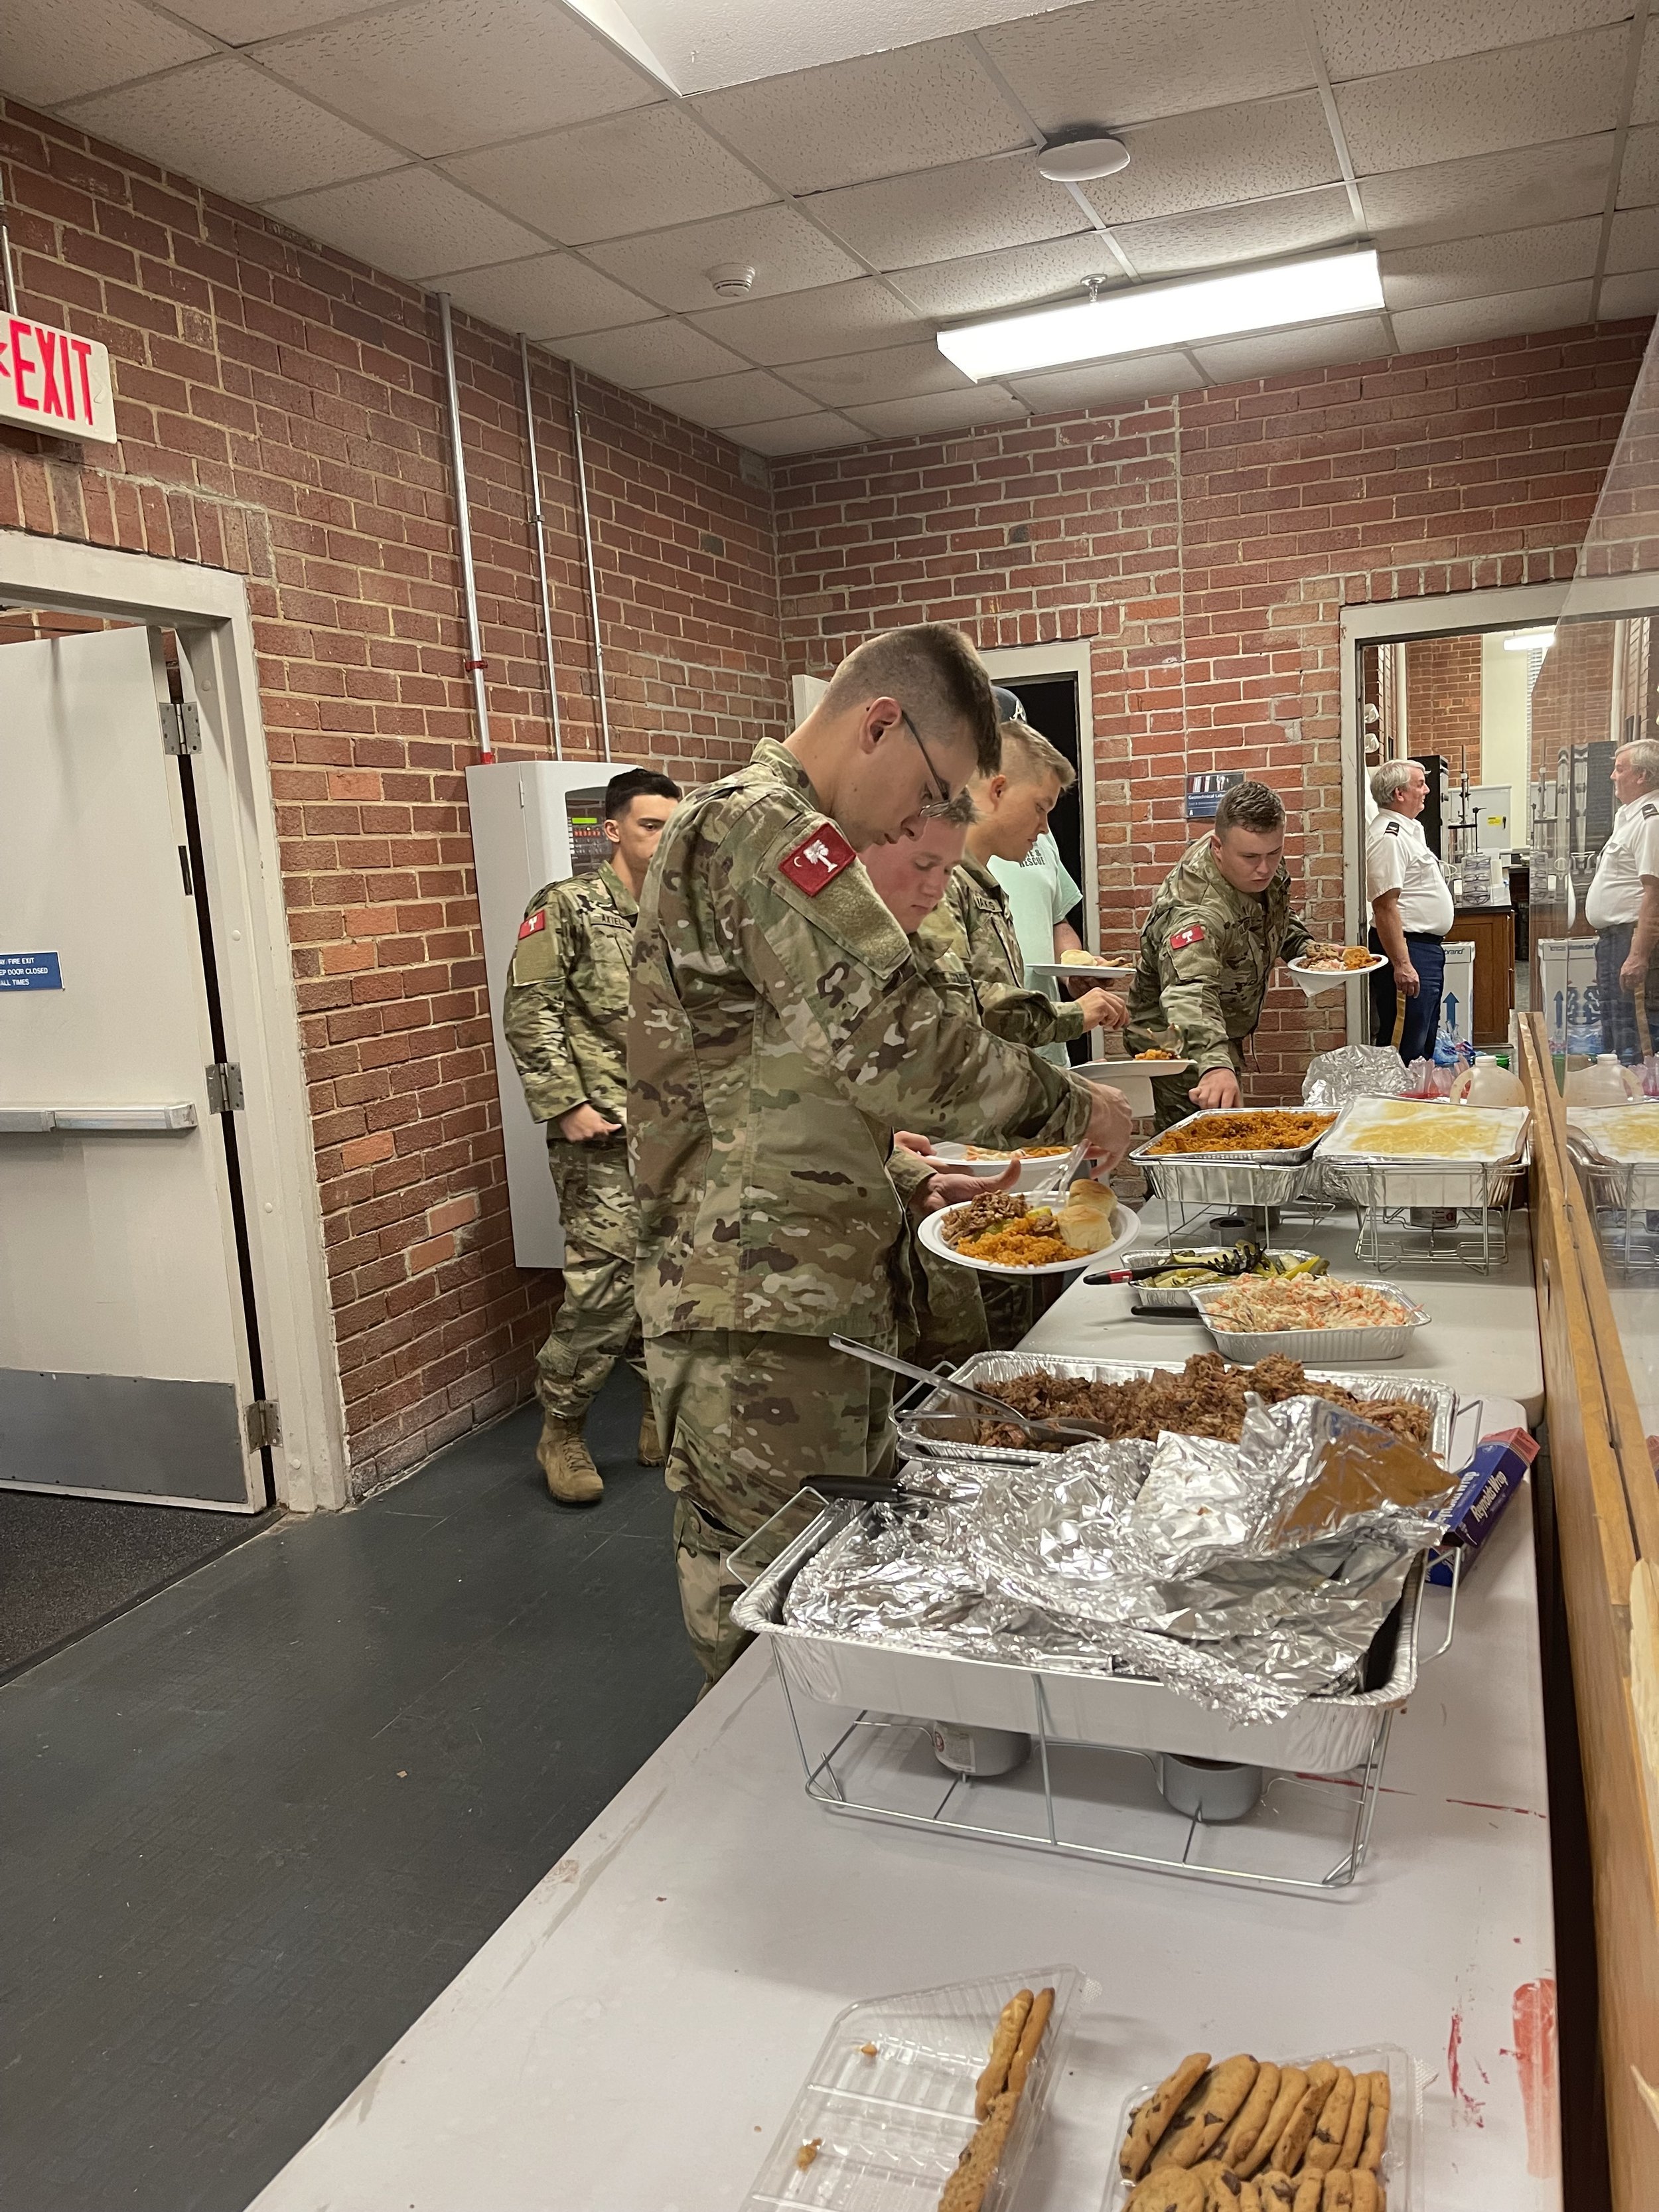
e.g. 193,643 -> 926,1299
928,1143 -> 1079,1192
1288,952 -> 1387,997
1076,1057 -> 1192,1083
918,1198 -> 1139,1277
1027,958 -> 1135,984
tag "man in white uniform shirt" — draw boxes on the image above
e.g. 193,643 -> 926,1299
1366,758 -> 1455,1063
1585,738 -> 1659,1061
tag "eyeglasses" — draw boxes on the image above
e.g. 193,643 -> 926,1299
900,708 -> 955,818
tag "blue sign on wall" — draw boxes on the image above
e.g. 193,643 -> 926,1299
0,952 -> 62,991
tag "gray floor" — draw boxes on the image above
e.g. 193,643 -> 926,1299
0,1371 -> 701,2212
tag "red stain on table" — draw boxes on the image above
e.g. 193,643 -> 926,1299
1505,1978 -> 1560,2177
1448,2009 -> 1487,2128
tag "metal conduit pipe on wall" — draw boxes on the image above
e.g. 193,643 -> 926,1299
433,291 -> 492,763
567,360 -> 613,763
518,334 -> 563,761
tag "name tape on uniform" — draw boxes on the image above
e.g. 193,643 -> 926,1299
518,910 -> 547,940
0,317 -> 118,443
779,823 -> 855,897
1169,923 -> 1206,951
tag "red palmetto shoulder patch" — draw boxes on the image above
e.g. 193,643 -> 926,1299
1169,922 -> 1206,952
518,910 -> 546,940
779,822 -> 855,896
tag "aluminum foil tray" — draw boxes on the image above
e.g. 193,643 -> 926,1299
1187,1280 -> 1432,1363
897,1350 -> 1459,1469
1321,1153 -> 1528,1211
743,1966 -> 1084,2212
1134,1107 -> 1336,1166
733,1499 -> 1427,1776
1131,1248 -> 1324,1311
1137,1156 -> 1313,1208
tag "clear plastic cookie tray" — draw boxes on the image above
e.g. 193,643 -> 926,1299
1102,2043 -> 1423,2211
742,1966 -> 1086,2211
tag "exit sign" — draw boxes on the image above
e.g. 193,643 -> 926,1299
0,314 -> 117,443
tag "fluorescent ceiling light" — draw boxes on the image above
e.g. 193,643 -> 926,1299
936,249 -> 1385,382
1502,628 -> 1556,651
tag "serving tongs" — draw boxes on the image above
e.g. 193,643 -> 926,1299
1082,1238 -> 1264,1287
830,1334 -> 1111,1447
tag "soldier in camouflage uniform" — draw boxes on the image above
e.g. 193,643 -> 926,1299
502,769 -> 682,1504
628,627 -> 1134,1684
1123,780 -> 1327,1131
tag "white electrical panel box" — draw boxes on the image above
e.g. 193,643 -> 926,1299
467,759 -> 640,1269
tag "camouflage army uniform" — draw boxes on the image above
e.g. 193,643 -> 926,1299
502,861 -> 647,1426
893,937 -> 990,1372
917,855 -> 1088,1051
1123,836 -> 1315,1130
630,737 -> 1092,1682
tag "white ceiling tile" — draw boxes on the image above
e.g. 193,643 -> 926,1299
639,368 -> 812,428
425,252 -> 656,339
265,167 -> 546,281
62,56 -> 401,204
1636,19 -> 1659,125
691,39 -> 1030,195
1619,125 -> 1659,209
1192,313 -> 1391,382
731,413 -> 873,455
555,320 -> 749,384
585,204 -> 863,312
1309,0 -> 1631,86
1112,186 -> 1356,277
1381,219 -> 1603,312
891,233 -> 1119,319
686,278 -> 925,364
784,343 -> 973,407
979,0 -> 1314,133
1080,94 -> 1340,226
443,106 -> 772,247
1598,269 -> 1659,319
1359,138 -> 1614,250
1334,29 -> 1628,176
256,0 -> 657,158
0,0 -> 214,106
1007,351 -> 1203,409
166,1 -> 371,37
1390,281 -> 1595,352
1609,207 -> 1659,274
804,153 -> 1087,271
847,389 -> 1029,438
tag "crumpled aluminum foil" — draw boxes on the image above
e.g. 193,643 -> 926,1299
784,1391 -> 1459,1723
1301,1043 -> 1409,1110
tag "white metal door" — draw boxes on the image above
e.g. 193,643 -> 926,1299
0,627 -> 264,1508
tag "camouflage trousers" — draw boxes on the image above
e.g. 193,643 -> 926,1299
535,1137 -> 646,1426
904,1228 -> 990,1370
647,1329 -> 897,1686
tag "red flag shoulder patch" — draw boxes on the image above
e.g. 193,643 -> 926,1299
779,822 -> 855,897
1169,922 -> 1206,952
518,910 -> 546,940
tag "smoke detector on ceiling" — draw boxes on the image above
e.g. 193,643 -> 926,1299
1037,133 -> 1131,183
707,262 -> 755,298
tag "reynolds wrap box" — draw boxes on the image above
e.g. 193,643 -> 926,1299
1428,1426 -> 1538,1585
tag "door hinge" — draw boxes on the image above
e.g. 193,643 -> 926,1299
205,1061 -> 246,1114
245,1399 -> 281,1450
159,700 -> 202,755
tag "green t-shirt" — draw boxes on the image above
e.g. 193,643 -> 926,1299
987,832 -> 1084,1067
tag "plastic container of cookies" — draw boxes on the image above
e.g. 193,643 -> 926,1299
1102,2044 -> 1423,2211
743,1964 -> 1086,2209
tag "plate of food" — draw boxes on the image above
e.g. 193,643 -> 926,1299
1027,951 -> 1137,984
1288,946 -> 1387,997
928,1141 -> 1080,1191
919,1182 -> 1138,1276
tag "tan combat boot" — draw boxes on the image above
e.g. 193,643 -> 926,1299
537,1416 -> 603,1505
636,1405 -> 664,1466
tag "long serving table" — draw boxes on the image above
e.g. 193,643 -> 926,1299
249,1212 -> 1556,2212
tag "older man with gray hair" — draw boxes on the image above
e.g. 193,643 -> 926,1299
1585,737 -> 1659,1061
1366,756 -> 1454,1062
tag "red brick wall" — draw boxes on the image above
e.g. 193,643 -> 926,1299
0,97 -> 787,1494
1404,632 -> 1484,773
774,328 -> 1646,1094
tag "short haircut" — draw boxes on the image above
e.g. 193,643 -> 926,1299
996,716 -> 1074,792
605,767 -> 681,820
1618,737 -> 1659,784
1370,758 -> 1418,808
822,624 -> 1001,774
1214,780 -> 1286,839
